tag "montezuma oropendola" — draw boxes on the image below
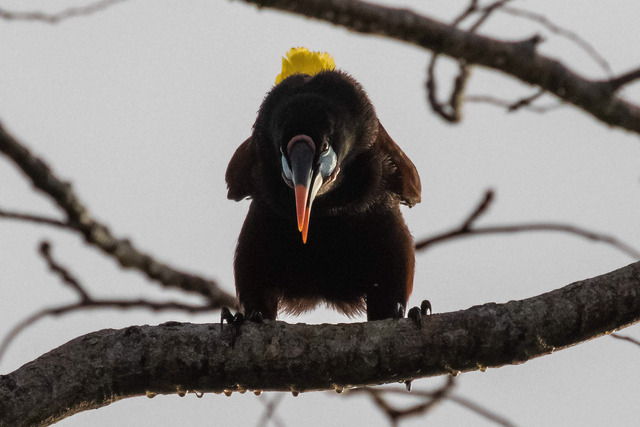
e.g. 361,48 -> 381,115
225,48 -> 423,323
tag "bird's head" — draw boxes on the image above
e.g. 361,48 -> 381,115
255,49 -> 376,243
226,48 -> 420,244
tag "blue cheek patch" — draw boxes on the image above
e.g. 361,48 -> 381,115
318,146 -> 337,179
281,154 -> 293,181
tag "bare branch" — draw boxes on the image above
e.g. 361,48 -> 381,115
503,88 -> 546,111
352,379 -> 516,427
446,394 -> 516,427
425,0 -> 512,122
610,333 -> 640,348
415,190 -> 640,260
418,222 -> 640,259
256,394 -> 286,427
0,240 -> 219,364
499,6 -> 613,77
357,377 -> 456,426
451,0 -> 479,27
39,241 -> 90,302
0,0 -> 129,24
3,257 -> 638,426
0,207 -> 70,229
0,299 -> 215,364
605,67 -> 640,92
460,189 -> 494,230
239,0 -> 640,136
0,122 -> 235,307
466,92 -> 562,113
426,56 -> 469,123
471,0 -> 513,32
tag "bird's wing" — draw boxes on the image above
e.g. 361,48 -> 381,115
225,137 -> 255,201
375,121 -> 422,207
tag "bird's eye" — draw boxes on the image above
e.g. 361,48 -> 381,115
320,140 -> 330,153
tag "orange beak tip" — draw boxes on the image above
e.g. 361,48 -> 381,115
294,184 -> 308,232
301,202 -> 311,244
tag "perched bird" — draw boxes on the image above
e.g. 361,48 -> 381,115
225,47 -> 422,322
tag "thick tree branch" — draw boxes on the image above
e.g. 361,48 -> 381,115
2,260 -> 639,426
240,0 -> 640,136
0,122 -> 235,307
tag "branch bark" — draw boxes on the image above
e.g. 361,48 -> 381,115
2,260 -> 639,426
240,0 -> 640,136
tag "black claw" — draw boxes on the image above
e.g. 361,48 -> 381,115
407,300 -> 432,328
248,310 -> 264,323
220,307 -> 234,332
220,308 -> 246,347
404,380 -> 413,392
396,303 -> 406,319
221,309 -> 266,347
407,306 -> 422,326
231,312 -> 245,329
229,313 -> 245,347
420,300 -> 432,316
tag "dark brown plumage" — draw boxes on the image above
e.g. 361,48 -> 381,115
226,69 -> 421,321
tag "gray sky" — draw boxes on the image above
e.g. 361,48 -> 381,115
1,0 -> 639,426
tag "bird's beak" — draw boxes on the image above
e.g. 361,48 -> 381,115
288,135 -> 323,244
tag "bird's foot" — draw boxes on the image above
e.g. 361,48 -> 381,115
220,307 -> 244,346
220,307 -> 264,346
407,300 -> 432,327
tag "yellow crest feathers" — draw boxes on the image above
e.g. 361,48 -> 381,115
275,47 -> 336,85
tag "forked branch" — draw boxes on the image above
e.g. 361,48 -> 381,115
0,122 -> 235,307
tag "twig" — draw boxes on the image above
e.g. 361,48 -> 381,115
451,0 -> 479,27
39,241 -> 90,302
0,122 -> 235,307
0,241 -> 218,363
351,378 -> 515,427
610,333 -> 640,348
504,89 -> 545,112
605,68 -> 640,93
499,6 -> 612,77
415,190 -> 640,260
0,208 -> 71,229
426,0 -> 512,123
460,189 -> 494,229
256,393 -> 286,427
472,0 -> 512,32
465,93 -> 562,113
0,0 -> 129,24
446,393 -> 516,427
0,299 -> 216,363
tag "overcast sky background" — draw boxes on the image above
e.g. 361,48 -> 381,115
1,0 -> 640,426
